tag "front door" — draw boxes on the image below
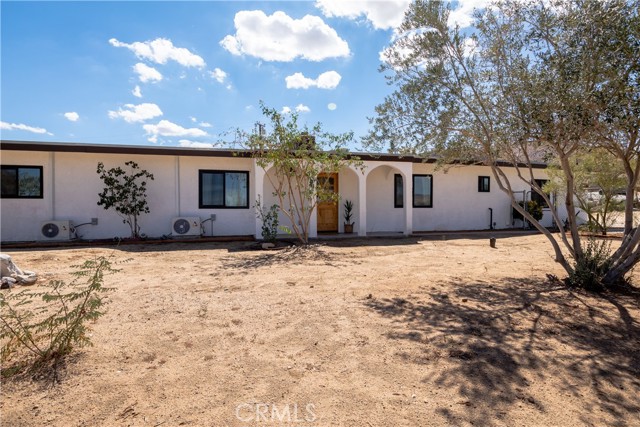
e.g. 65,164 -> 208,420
317,173 -> 338,232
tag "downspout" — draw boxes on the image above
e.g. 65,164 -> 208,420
175,156 -> 181,216
488,207 -> 493,230
50,152 -> 56,219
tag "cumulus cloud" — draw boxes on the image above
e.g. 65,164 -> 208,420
179,139 -> 215,148
133,63 -> 163,83
143,120 -> 208,143
281,104 -> 311,114
285,71 -> 342,89
132,85 -> 142,98
448,0 -> 491,28
209,68 -> 227,84
327,103 -> 337,111
109,37 -> 205,68
199,122 -> 212,128
64,112 -> 79,122
220,10 -> 350,61
108,103 -> 163,123
315,0 -> 411,30
0,121 -> 49,134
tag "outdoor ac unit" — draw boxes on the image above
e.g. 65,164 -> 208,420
172,217 -> 202,237
40,220 -> 73,241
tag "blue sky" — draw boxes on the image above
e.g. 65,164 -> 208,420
1,1 -> 483,149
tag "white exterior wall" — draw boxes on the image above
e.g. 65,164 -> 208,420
338,167 -> 360,234
1,150 -> 255,241
177,156 -> 255,237
1,145 -> 560,242
411,163 -> 554,231
366,165 -> 405,233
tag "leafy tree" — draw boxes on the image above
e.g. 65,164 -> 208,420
366,0 -> 639,289
242,103 -> 361,244
546,149 -> 627,235
97,161 -> 154,239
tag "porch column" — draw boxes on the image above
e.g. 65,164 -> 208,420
358,169 -> 367,236
309,205 -> 318,239
253,160 -> 266,239
400,164 -> 413,236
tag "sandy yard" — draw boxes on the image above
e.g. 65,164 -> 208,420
1,233 -> 639,427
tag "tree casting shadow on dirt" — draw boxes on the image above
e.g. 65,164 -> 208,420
220,244 -> 358,271
364,277 -> 640,426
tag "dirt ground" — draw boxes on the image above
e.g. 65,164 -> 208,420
1,233 -> 639,427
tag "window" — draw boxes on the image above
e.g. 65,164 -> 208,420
531,179 -> 549,208
413,174 -> 433,208
1,165 -> 43,198
199,170 -> 249,208
478,176 -> 490,192
394,174 -> 403,208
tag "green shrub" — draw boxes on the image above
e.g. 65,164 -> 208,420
513,200 -> 543,222
567,237 -> 612,292
1,256 -> 118,378
254,197 -> 279,243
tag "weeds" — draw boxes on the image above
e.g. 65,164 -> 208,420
1,256 -> 119,380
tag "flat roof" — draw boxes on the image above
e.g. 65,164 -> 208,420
0,140 -> 547,168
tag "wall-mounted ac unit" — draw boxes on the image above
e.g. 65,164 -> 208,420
172,217 -> 201,237
40,220 -> 73,241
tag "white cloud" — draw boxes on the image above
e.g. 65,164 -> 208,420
64,112 -> 79,122
286,73 -> 316,89
109,37 -> 205,68
448,0 -> 491,29
220,10 -> 350,62
132,85 -> 142,98
143,120 -> 208,143
327,103 -> 337,111
199,122 -> 212,128
281,104 -> 311,114
108,103 -> 163,123
316,71 -> 342,89
133,63 -> 163,83
285,70 -> 342,89
315,0 -> 411,30
209,68 -> 227,84
0,121 -> 49,134
179,139 -> 215,148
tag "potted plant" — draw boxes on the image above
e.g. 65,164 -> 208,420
343,199 -> 355,233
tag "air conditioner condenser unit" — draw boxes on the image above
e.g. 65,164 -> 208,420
171,217 -> 202,237
40,220 -> 73,241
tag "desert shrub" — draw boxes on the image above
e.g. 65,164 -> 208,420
0,256 -> 118,378
254,197 -> 280,243
567,237 -> 612,292
512,200 -> 543,223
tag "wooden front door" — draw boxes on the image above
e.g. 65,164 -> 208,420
317,173 -> 338,232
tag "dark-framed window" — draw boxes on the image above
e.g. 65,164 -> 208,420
478,176 -> 490,192
199,170 -> 249,208
413,174 -> 433,208
1,165 -> 43,198
531,179 -> 549,208
394,174 -> 404,208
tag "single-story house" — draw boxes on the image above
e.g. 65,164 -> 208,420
0,140 -> 558,242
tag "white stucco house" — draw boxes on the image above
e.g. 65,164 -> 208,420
0,140 -> 556,243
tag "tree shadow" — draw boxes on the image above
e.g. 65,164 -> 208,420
219,244 -> 358,270
364,278 -> 640,426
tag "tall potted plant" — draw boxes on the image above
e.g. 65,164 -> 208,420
343,199 -> 354,233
